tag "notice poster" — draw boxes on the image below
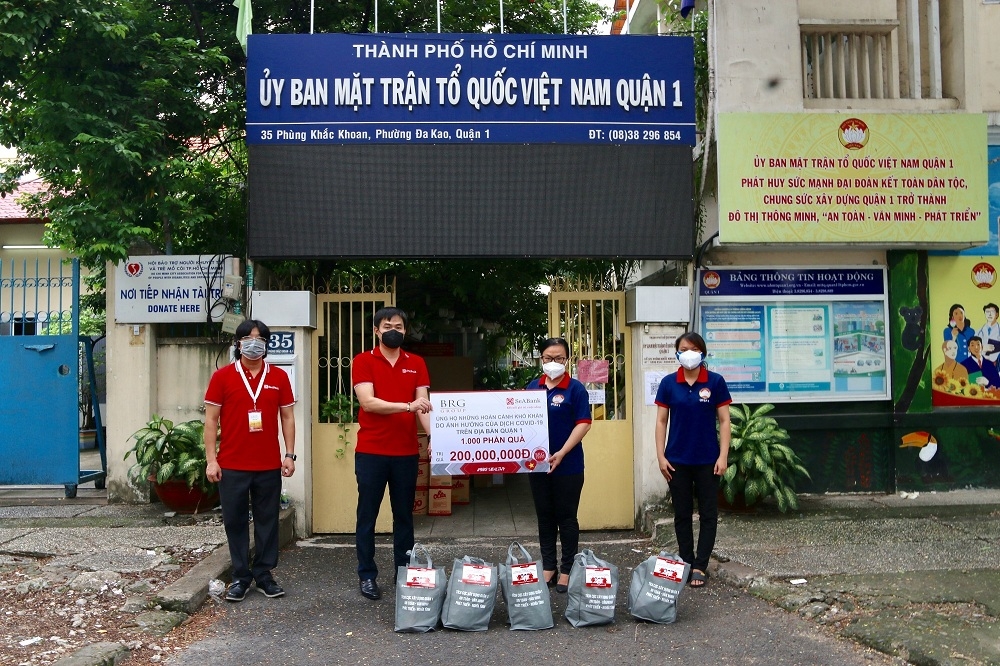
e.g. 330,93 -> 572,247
698,268 -> 889,403
429,390 -> 550,475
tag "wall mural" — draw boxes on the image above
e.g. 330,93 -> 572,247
793,428 -> 892,493
886,145 -> 1000,491
928,256 -> 1000,405
896,427 -> 999,489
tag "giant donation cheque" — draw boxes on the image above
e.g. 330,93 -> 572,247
429,390 -> 549,476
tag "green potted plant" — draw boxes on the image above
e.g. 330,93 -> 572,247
319,393 -> 360,458
720,403 -> 811,512
125,416 -> 218,514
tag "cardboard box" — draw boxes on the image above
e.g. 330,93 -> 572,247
416,460 -> 430,487
451,476 -> 470,504
412,487 -> 429,515
429,474 -> 452,488
428,487 -> 452,516
417,435 -> 430,459
473,475 -> 493,489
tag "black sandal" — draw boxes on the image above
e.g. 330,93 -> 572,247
689,570 -> 708,588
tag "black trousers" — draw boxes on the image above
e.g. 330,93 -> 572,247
219,468 -> 282,585
528,472 -> 585,574
355,452 -> 418,581
667,463 -> 719,573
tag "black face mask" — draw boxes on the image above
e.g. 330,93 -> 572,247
380,329 -> 404,349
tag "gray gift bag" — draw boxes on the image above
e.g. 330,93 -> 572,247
627,551 -> 690,624
565,549 -> 619,628
498,542 -> 554,631
441,556 -> 498,632
394,544 -> 447,633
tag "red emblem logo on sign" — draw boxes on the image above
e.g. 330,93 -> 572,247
532,448 -> 548,462
125,262 -> 143,277
972,262 -> 997,289
838,118 -> 869,150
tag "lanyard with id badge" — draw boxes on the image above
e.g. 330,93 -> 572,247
238,362 -> 269,432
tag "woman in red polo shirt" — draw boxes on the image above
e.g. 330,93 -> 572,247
653,331 -> 732,589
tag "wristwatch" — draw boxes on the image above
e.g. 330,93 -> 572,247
284,453 -> 297,461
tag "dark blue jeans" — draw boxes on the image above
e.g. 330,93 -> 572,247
218,468 -> 282,586
355,452 -> 418,581
668,463 -> 719,573
528,472 -> 585,574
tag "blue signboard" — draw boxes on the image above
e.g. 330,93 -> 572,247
246,34 -> 695,145
698,268 -> 889,403
698,268 -> 885,298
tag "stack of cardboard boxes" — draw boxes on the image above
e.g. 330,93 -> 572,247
412,434 -> 471,515
413,435 -> 430,515
451,475 -> 470,504
428,473 -> 452,516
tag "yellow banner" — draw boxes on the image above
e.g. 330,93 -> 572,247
718,113 -> 987,246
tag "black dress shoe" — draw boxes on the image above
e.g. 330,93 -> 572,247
258,579 -> 285,598
225,580 -> 249,602
360,578 -> 381,600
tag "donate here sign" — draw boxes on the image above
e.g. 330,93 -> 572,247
246,33 -> 695,145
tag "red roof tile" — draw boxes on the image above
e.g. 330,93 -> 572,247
0,179 -> 45,224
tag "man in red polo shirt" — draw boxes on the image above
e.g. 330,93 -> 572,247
352,307 -> 431,600
204,319 -> 296,602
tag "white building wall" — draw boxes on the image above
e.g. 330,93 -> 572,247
979,3 -> 1000,113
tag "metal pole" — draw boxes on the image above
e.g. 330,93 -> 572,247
437,0 -> 441,33
375,0 -> 378,33
310,0 -> 314,34
500,0 -> 504,34
563,0 -> 567,34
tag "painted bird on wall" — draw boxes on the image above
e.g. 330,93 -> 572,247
900,431 -> 938,461
900,431 -> 952,483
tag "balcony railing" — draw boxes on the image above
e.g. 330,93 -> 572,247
800,0 -> 957,110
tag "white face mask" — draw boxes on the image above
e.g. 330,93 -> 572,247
542,361 -> 566,380
676,350 -> 704,370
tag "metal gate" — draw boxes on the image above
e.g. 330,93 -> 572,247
548,279 -> 634,529
0,258 -> 81,489
311,276 -> 395,532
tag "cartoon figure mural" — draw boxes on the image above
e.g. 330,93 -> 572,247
929,259 -> 1000,405
932,340 -> 969,383
977,302 -> 1000,364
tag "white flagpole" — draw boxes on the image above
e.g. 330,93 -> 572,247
310,0 -> 314,33
500,0 -> 504,33
437,0 -> 442,33
375,0 -> 379,33
563,0 -> 567,34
